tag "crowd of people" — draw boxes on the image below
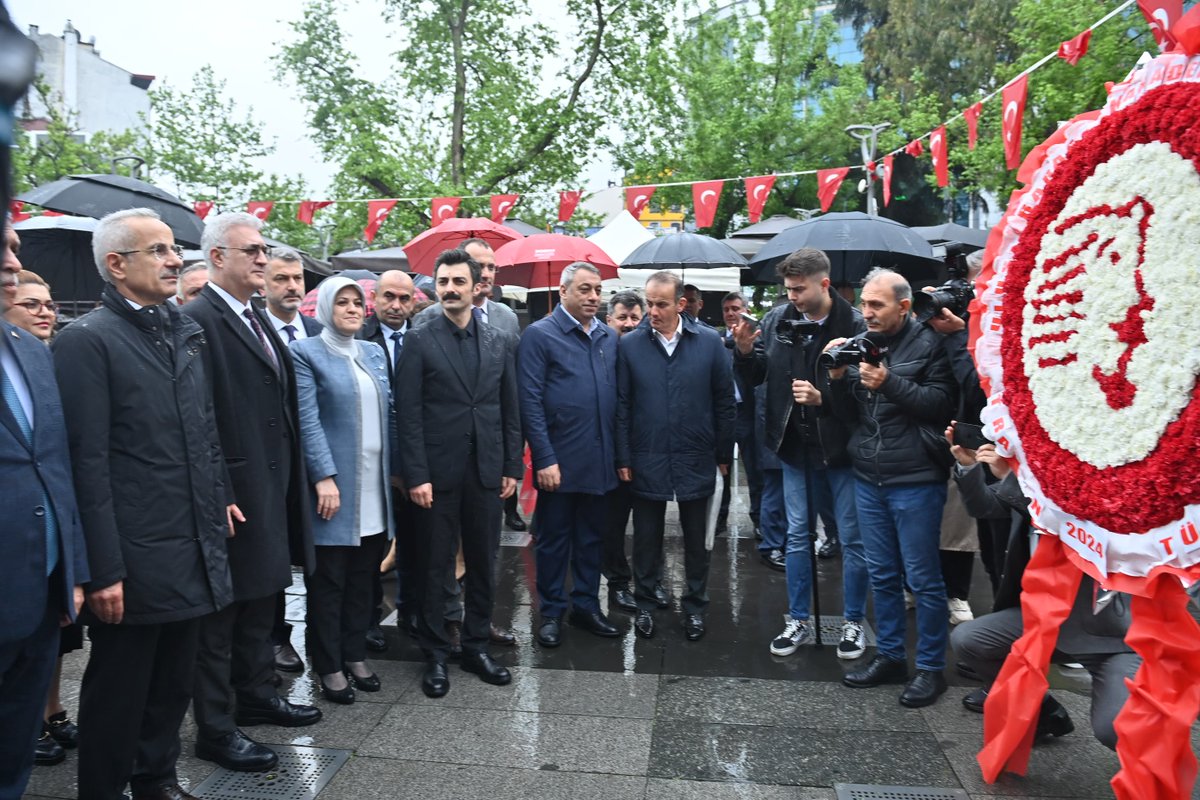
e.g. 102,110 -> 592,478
0,207 -> 1140,800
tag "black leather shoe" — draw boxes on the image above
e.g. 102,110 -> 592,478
131,783 -> 201,800
422,662 -> 449,698
235,695 -> 323,727
962,686 -> 988,713
843,655 -> 909,688
682,614 -> 706,641
344,665 -> 381,692
446,620 -> 463,660
537,617 -> 562,647
760,548 -> 785,571
320,679 -> 355,705
365,626 -> 388,653
653,582 -> 670,609
46,711 -> 78,748
568,609 -> 620,637
818,538 -> 841,559
461,652 -> 512,686
634,610 -> 655,639
272,643 -> 304,673
489,624 -> 516,646
34,729 -> 65,766
609,586 -> 637,612
195,730 -> 278,772
504,512 -> 527,531
899,669 -> 948,708
1036,695 -> 1075,739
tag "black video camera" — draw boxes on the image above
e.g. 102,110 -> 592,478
912,243 -> 975,324
818,331 -> 889,368
775,318 -> 822,347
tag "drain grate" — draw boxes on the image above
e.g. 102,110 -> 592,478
500,532 -> 532,548
834,786 -> 968,800
191,745 -> 350,799
815,615 -> 877,647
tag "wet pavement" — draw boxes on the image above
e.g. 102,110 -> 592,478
25,476 -> 1197,800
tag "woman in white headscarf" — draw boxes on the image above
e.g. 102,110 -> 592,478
290,277 -> 395,704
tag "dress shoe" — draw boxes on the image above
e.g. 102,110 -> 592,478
195,730 -> 278,772
272,643 -> 304,673
34,729 -> 65,766
446,620 -> 463,660
422,662 -> 449,698
609,585 -> 637,612
760,548 -> 785,571
235,695 -> 323,728
634,610 -> 655,639
843,654 -> 909,688
320,678 -> 355,705
818,537 -> 841,559
962,686 -> 988,713
504,511 -> 527,531
131,783 -> 200,800
568,609 -> 620,637
344,664 -> 381,692
46,711 -> 79,748
682,614 -> 706,641
1036,695 -> 1075,739
489,624 -> 516,646
365,625 -> 388,653
537,616 -> 562,647
899,669 -> 948,708
462,651 -> 512,685
653,582 -> 670,609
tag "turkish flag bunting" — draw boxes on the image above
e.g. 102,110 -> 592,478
744,175 -> 775,224
8,201 -> 30,222
881,155 -> 895,207
1002,74 -> 1029,170
691,180 -> 723,229
490,194 -> 520,223
930,126 -> 949,188
904,139 -> 924,158
42,211 -> 63,217
626,186 -> 655,218
364,200 -> 398,243
558,191 -> 582,223
247,201 -> 274,222
430,197 -> 461,226
297,200 -> 333,225
963,102 -> 983,150
816,167 -> 849,213
1137,0 -> 1182,49
193,201 -> 214,220
1057,29 -> 1092,65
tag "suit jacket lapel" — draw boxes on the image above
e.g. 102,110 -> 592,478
430,318 -> 473,395
0,331 -> 36,451
211,293 -> 279,374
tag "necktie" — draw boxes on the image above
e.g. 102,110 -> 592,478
457,328 -> 479,385
244,309 -> 279,371
472,306 -> 484,323
390,330 -> 403,374
1,362 -> 58,575
282,324 -> 297,343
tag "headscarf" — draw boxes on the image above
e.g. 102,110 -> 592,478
315,276 -> 365,356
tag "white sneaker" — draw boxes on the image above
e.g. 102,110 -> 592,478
837,620 -> 866,660
948,598 -> 974,625
769,616 -> 811,656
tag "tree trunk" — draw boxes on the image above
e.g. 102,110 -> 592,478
449,0 -> 470,188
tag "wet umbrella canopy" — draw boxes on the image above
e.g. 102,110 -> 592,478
911,222 -> 990,251
620,232 -> 747,270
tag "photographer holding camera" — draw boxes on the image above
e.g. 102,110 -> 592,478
828,268 -> 957,707
731,248 -> 869,660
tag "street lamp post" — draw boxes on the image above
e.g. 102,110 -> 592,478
844,123 -> 891,216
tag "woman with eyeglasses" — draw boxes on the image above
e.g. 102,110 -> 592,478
4,271 -> 58,341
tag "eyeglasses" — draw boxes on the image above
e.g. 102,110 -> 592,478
217,244 -> 273,258
114,243 -> 185,260
13,299 -> 57,314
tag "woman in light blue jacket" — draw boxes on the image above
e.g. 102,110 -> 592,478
291,277 -> 395,704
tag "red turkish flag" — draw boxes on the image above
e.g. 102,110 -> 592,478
881,155 -> 895,207
904,139 -> 924,158
490,194 -> 520,223
297,200 -> 333,225
930,126 -> 949,188
816,167 -> 849,213
743,175 -> 775,224
193,201 -> 214,220
430,197 -> 461,226
42,211 -> 63,217
1057,29 -> 1092,65
8,201 -> 30,222
626,186 -> 655,218
364,200 -> 398,243
557,191 -> 582,223
691,180 -> 723,229
247,201 -> 273,222
1001,74 -> 1029,170
963,102 -> 983,150
1138,0 -> 1182,49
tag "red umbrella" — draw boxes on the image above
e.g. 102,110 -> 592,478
402,217 -> 522,276
493,233 -> 618,290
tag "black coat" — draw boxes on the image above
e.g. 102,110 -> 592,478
182,285 -> 314,601
52,286 -> 233,624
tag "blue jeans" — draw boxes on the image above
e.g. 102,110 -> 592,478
855,480 -> 949,671
780,462 -> 867,623
757,468 -> 786,553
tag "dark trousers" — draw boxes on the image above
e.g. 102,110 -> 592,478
632,496 -> 711,615
602,483 -> 635,588
77,618 -> 199,800
415,469 -> 501,662
269,591 -> 292,647
193,594 -> 277,740
940,549 -> 976,601
374,488 -> 420,626
534,491 -> 605,618
0,599 -> 58,800
719,400 -> 763,522
306,535 -> 387,676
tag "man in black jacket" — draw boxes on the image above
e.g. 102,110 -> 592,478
830,268 -> 957,708
732,249 -> 869,661
53,209 -> 234,800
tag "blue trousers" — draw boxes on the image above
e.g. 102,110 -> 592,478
856,480 -> 949,671
757,468 -> 786,553
534,491 -> 606,618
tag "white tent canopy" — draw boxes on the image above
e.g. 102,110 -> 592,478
586,210 -> 654,264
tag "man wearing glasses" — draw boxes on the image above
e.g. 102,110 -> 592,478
182,213 -> 320,773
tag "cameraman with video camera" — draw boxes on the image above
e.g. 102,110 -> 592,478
731,248 -> 870,661
828,268 -> 957,707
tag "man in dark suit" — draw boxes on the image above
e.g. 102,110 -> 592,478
0,223 -> 88,800
396,248 -> 523,699
182,212 -> 320,773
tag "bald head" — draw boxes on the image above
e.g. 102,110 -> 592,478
373,270 -> 417,329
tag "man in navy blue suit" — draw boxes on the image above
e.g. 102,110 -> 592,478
0,223 -> 88,800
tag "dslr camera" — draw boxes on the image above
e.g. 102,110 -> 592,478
818,331 -> 889,368
912,243 -> 975,324
774,318 -> 822,347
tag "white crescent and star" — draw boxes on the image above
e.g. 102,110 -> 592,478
436,204 -> 455,219
753,184 -> 767,201
700,189 -> 717,204
824,173 -> 841,185
1004,101 -> 1019,141
498,201 -> 512,215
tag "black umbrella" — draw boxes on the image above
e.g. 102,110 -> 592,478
330,246 -> 410,273
17,174 -> 205,247
750,212 -> 942,286
12,215 -> 102,309
502,218 -> 544,237
620,232 -> 747,270
729,214 -> 803,239
911,223 -> 989,251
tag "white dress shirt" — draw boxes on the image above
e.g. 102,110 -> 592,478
654,324 -> 682,357
268,309 -> 309,342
